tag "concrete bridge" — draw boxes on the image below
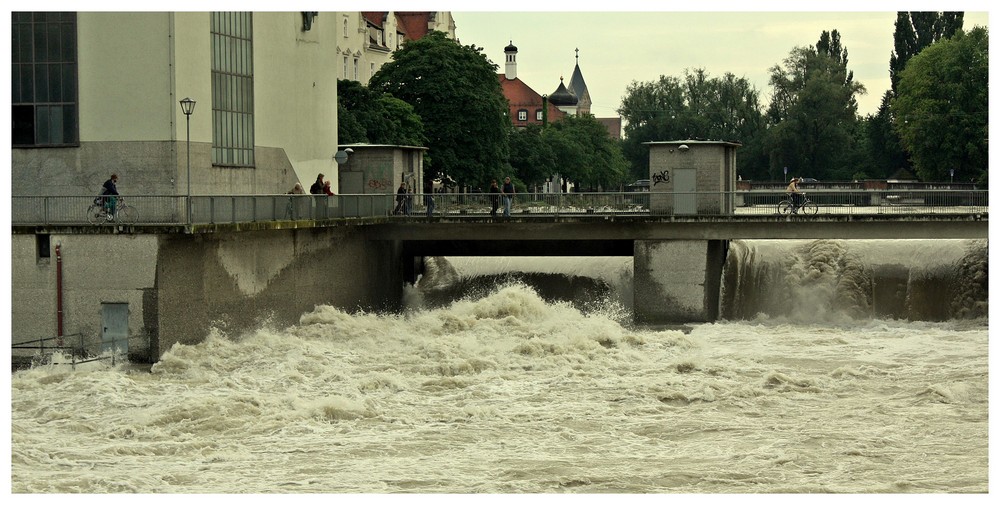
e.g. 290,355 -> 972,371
10,193 -> 989,366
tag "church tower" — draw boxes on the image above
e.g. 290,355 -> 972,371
567,48 -> 592,115
504,40 -> 518,80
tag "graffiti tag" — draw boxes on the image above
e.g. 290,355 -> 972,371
652,170 -> 670,185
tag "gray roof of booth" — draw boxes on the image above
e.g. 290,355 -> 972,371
338,143 -> 429,151
643,140 -> 742,147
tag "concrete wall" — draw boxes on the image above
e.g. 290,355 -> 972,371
252,12 -> 341,190
155,227 -> 403,356
11,227 -> 405,362
634,239 -> 727,323
11,233 -> 160,360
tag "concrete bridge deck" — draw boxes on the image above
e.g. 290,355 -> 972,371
16,212 -> 988,242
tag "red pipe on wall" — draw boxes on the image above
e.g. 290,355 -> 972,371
56,243 -> 64,341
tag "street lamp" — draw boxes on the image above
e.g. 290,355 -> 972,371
179,97 -> 196,224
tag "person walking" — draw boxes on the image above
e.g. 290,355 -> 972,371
501,176 -> 515,217
489,179 -> 500,218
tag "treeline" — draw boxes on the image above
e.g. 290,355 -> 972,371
339,13 -> 988,192
620,13 -> 987,185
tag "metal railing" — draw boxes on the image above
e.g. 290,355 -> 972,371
11,333 -> 127,369
11,189 -> 988,227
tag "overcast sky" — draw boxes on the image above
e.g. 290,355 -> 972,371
452,5 -> 990,118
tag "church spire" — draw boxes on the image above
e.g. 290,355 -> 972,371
568,48 -> 591,115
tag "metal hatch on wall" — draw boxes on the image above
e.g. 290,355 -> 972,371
101,303 -> 128,354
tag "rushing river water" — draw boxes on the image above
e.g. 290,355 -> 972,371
8,240 -> 989,493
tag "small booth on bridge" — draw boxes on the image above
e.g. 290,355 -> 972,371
643,140 -> 740,216
635,140 -> 740,324
337,144 -> 428,215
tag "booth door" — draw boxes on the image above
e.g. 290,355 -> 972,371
674,168 -> 697,215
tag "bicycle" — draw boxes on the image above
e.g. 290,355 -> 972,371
777,194 -> 818,215
87,196 -> 138,225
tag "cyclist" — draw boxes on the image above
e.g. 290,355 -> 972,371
786,177 -> 803,213
100,173 -> 120,220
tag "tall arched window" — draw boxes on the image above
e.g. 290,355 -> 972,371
210,12 -> 255,167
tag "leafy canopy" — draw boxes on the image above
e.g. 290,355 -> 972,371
618,69 -> 765,180
369,31 -> 510,186
892,27 -> 988,184
337,79 -> 425,146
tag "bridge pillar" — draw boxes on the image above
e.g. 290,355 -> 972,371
633,239 -> 727,323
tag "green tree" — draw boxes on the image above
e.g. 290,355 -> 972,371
619,75 -> 686,181
618,70 -> 766,180
507,124 -> 557,190
545,114 -> 629,191
369,31 -> 510,186
337,79 -> 426,146
892,27 -> 988,183
868,12 -> 966,179
765,31 -> 866,180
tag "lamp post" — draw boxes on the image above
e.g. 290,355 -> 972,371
179,97 -> 196,224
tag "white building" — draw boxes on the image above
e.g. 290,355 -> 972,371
12,12 -> 340,198
337,11 -> 456,83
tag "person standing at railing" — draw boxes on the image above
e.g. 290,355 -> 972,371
285,183 -> 305,219
424,180 -> 435,217
310,174 -> 325,195
489,179 -> 500,217
394,182 -> 408,215
501,176 -> 515,217
100,173 -> 120,219
323,180 -> 335,196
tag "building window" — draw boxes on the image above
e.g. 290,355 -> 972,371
36,234 -> 50,259
517,109 -> 528,121
343,18 -> 348,37
11,12 -> 79,147
536,109 -> 543,121
343,56 -> 348,78
211,12 -> 255,167
353,58 -> 358,80
371,62 -> 375,78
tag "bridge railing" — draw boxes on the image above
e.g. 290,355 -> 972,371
10,189 -> 987,226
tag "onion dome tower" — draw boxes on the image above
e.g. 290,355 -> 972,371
549,77 -> 578,115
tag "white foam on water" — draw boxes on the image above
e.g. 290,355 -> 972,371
10,283 -> 987,493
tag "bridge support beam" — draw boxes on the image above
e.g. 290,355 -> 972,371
634,239 -> 727,324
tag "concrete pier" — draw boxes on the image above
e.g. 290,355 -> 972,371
633,239 -> 727,323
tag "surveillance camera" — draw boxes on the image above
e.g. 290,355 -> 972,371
678,144 -> 689,151
344,148 -> 354,154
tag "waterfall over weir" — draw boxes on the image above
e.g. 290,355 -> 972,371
413,239 -> 987,323
720,239 -> 987,322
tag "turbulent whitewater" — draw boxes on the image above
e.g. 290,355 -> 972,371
9,239 -> 988,493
